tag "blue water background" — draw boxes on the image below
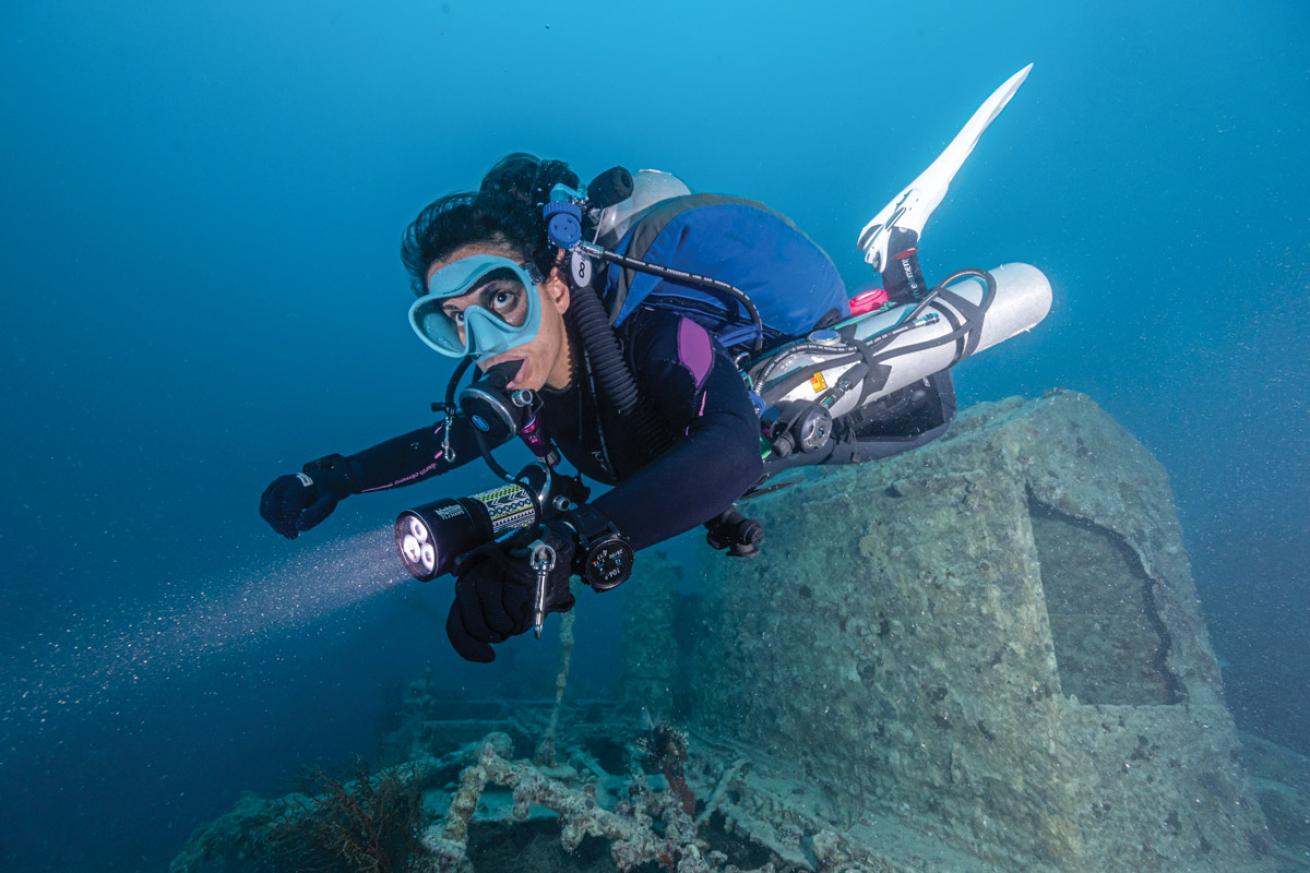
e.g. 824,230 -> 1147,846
1,1 -> 1306,870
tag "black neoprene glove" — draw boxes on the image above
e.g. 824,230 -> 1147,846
445,522 -> 576,663
259,453 -> 355,539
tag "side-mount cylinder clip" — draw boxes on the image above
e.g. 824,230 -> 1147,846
705,507 -> 765,558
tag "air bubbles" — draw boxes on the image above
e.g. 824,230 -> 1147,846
2,526 -> 408,734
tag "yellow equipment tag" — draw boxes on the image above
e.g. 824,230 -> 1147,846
810,371 -> 828,393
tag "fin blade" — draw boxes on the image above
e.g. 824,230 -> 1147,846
858,64 -> 1034,268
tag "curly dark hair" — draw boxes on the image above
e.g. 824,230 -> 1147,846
479,152 -> 579,208
399,191 -> 542,296
399,154 -> 580,297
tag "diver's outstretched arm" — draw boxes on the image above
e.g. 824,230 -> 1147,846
258,418 -> 494,539
346,418 -> 486,493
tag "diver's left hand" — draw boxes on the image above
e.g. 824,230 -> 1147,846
445,524 -> 576,663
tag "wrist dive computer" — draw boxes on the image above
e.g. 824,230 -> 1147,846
561,505 -> 634,591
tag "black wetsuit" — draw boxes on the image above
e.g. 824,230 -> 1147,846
341,197 -> 954,552
343,309 -> 761,551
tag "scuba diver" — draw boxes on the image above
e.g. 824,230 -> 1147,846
260,66 -> 1049,663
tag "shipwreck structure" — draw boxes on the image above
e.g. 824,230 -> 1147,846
622,390 -> 1283,872
175,392 -> 1304,873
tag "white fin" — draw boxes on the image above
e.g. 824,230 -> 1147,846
857,64 -> 1034,271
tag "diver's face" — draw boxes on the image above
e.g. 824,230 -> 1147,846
426,245 -> 571,391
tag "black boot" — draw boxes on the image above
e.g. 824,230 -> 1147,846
880,227 -> 928,304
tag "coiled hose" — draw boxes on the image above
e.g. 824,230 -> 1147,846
568,283 -> 675,459
568,281 -> 640,415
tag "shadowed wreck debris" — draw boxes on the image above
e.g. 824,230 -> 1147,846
173,392 -> 1307,873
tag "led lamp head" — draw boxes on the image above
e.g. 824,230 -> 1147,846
394,472 -> 543,582
396,511 -> 443,581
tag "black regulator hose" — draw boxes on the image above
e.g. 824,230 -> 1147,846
568,283 -> 677,459
440,355 -> 475,415
937,267 -> 998,309
579,242 -> 765,354
568,282 -> 642,416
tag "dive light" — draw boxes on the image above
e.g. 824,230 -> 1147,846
392,458 -> 636,599
395,466 -> 547,582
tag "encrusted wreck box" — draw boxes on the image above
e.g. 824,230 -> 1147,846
623,391 -> 1277,873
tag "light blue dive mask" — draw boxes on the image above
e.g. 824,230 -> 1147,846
408,255 -> 543,361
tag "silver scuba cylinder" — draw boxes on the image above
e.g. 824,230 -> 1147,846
593,169 -> 692,245
751,262 -> 1052,419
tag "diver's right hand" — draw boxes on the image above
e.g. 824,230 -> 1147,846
259,454 -> 354,539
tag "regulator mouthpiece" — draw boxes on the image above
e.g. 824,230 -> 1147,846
458,359 -> 531,443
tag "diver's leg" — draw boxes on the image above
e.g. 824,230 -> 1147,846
880,227 -> 929,304
823,370 -> 957,466
857,65 -> 1032,277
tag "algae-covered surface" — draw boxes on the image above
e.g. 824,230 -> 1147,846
173,394 -> 1309,872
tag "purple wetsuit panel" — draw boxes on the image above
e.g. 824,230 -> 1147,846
676,317 -> 714,390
